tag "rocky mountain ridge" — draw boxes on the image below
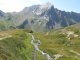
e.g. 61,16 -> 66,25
0,2 -> 80,31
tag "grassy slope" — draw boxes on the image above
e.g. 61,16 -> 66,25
33,27 -> 80,60
0,29 -> 34,60
0,26 -> 80,60
0,29 -> 49,60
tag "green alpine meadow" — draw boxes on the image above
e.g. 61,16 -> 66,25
0,2 -> 80,60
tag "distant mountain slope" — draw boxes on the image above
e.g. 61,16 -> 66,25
0,2 -> 80,31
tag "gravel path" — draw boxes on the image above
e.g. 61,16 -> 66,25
30,33 -> 53,60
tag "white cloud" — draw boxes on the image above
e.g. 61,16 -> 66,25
0,0 -> 27,12
0,0 -> 42,12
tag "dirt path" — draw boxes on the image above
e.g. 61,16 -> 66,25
70,50 -> 80,56
30,33 -> 53,60
34,48 -> 37,60
0,33 -> 12,40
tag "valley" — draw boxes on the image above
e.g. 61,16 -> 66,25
0,2 -> 80,60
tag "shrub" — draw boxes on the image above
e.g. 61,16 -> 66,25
56,34 -> 66,38
56,39 -> 66,45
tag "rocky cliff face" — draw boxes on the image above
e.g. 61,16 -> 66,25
0,10 -> 5,18
0,2 -> 80,31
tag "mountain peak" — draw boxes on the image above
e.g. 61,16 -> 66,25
40,2 -> 53,9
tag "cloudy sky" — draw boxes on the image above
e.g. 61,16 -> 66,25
0,0 -> 80,13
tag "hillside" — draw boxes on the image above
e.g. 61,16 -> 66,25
0,29 -> 48,60
0,29 -> 33,60
0,26 -> 80,60
33,26 -> 80,60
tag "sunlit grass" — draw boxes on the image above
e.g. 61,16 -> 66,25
0,29 -> 34,60
33,27 -> 80,60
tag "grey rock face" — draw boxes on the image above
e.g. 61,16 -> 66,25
0,2 -> 80,31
